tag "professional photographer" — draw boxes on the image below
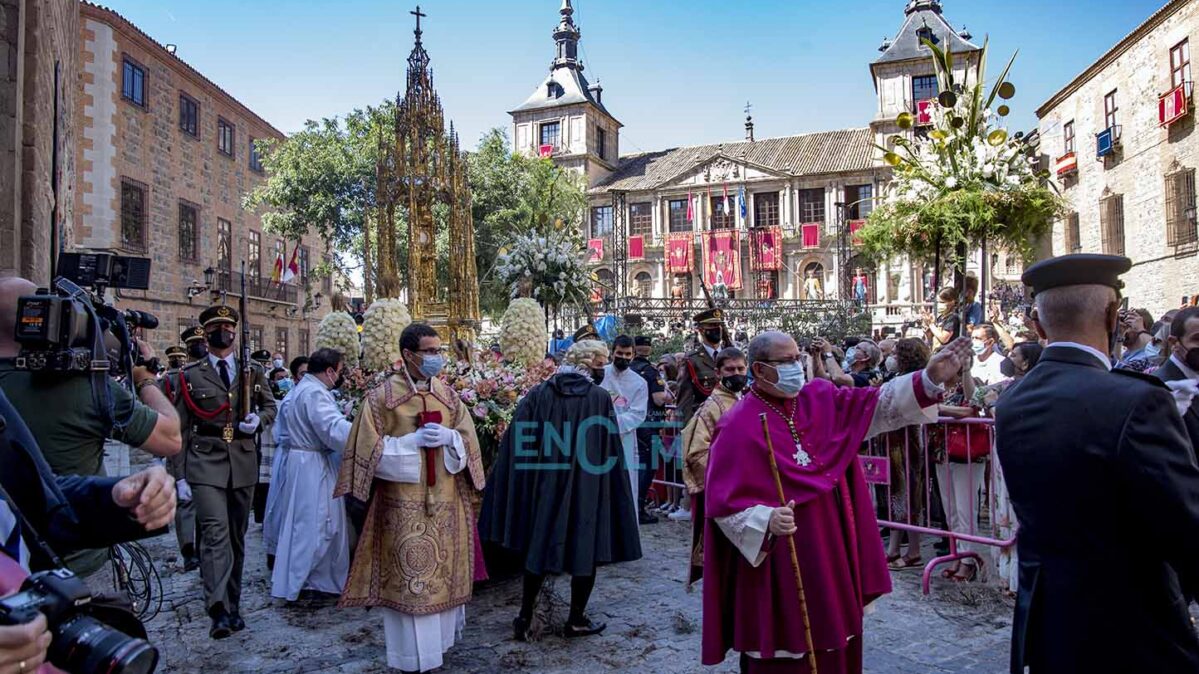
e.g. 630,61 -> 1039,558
1,386 -> 174,674
0,277 -> 182,585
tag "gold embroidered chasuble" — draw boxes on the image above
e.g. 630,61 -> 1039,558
335,374 -> 485,615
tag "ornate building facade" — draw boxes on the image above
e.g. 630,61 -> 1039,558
512,0 -> 1020,330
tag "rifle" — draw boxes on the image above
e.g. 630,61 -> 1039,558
695,277 -> 733,349
239,260 -> 252,422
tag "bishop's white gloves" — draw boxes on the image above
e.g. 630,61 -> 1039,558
419,423 -> 457,448
238,412 -> 260,435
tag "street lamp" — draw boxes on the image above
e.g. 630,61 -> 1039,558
203,266 -> 215,287
187,266 -> 217,302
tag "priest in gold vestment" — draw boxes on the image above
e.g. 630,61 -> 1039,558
335,323 -> 485,673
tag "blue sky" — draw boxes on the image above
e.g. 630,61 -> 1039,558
106,0 -> 1166,154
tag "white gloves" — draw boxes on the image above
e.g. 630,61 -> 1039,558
176,479 -> 193,503
238,412 -> 260,435
1165,380 -> 1199,417
419,423 -> 457,448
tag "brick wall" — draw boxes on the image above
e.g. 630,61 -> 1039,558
0,0 -> 78,283
75,4 -> 328,357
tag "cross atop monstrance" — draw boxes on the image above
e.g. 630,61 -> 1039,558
411,5 -> 426,39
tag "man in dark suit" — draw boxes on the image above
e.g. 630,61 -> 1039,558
996,254 -> 1199,674
1156,306 -> 1199,449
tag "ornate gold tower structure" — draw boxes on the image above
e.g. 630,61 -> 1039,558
376,6 -> 480,340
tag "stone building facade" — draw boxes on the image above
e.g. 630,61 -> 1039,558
512,0 -> 1014,329
75,2 -> 328,356
1,0 -> 78,283
1038,0 -> 1199,316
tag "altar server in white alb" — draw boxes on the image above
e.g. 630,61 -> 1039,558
267,347 -> 353,601
600,334 -> 648,510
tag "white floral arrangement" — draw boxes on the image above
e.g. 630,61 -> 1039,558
315,311 -> 361,366
499,297 -> 548,366
360,298 -> 412,372
495,229 -> 592,311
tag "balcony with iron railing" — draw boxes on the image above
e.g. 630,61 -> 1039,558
213,269 -> 299,304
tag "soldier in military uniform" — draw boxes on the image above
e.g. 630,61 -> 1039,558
164,344 -> 187,371
674,308 -> 725,426
630,335 -> 671,523
573,323 -> 600,345
175,305 -> 277,639
162,326 -> 207,572
996,254 -> 1199,673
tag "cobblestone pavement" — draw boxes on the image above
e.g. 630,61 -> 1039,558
139,517 -> 1013,673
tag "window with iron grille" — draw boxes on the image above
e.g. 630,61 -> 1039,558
912,75 -> 938,107
250,325 -> 263,352
753,192 -> 780,228
1064,121 -> 1075,154
299,329 -> 310,359
591,206 -> 613,238
275,327 -> 289,359
1104,90 -> 1118,129
628,202 -> 652,237
217,219 -> 232,272
179,93 -> 199,137
122,58 -> 145,107
218,118 -> 234,157
120,178 -> 147,250
634,271 -> 653,297
668,199 -> 691,232
798,188 -> 825,224
1100,194 -> 1125,255
709,195 -> 735,230
1063,212 -> 1081,253
248,231 -> 261,281
249,138 -> 264,172
178,201 -> 198,261
1172,39 -> 1191,89
1166,168 -> 1199,246
539,121 -> 560,149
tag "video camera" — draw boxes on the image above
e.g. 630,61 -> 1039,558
0,568 -> 158,674
14,252 -> 155,376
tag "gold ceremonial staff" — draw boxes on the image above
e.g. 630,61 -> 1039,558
759,412 -> 818,674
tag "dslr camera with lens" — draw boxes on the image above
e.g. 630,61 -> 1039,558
0,569 -> 158,674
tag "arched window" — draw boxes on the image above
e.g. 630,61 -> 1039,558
634,271 -> 653,298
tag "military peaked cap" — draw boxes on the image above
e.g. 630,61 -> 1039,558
693,308 -> 725,325
181,326 -> 205,344
1022,254 -> 1131,297
634,335 -> 652,347
251,349 -> 272,363
164,345 -> 187,358
573,324 -> 600,342
200,304 -> 239,327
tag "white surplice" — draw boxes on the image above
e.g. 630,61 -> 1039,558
267,374 -> 353,601
375,426 -> 468,673
601,363 -> 648,508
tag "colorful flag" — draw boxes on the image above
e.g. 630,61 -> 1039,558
722,183 -> 730,215
282,244 -> 300,283
271,245 -> 284,283
739,185 -> 747,220
687,189 -> 693,222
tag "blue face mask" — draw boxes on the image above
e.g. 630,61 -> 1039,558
972,340 -> 988,355
418,353 -> 446,379
276,378 -> 293,394
842,347 -> 857,370
766,362 -> 806,397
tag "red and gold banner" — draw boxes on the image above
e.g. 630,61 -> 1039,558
665,233 -> 693,273
801,223 -> 820,249
849,220 -> 866,246
749,226 -> 783,272
627,235 -> 645,261
587,238 -> 604,262
701,229 -> 742,290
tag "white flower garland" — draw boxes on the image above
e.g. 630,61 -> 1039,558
315,311 -> 361,366
360,298 -> 413,372
499,297 -> 548,366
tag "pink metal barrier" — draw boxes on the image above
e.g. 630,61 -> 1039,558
860,417 -> 1015,595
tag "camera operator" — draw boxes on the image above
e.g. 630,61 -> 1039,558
0,278 -> 182,584
1,386 -> 175,674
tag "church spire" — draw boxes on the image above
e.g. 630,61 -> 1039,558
551,0 -> 583,72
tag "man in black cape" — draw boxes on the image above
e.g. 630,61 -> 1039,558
479,339 -> 642,640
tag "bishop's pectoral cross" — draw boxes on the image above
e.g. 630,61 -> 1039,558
793,441 -> 812,468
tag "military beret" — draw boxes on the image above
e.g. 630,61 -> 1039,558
573,324 -> 600,342
199,304 -> 239,327
251,349 -> 272,363
181,326 -> 205,344
164,345 -> 187,358
634,335 -> 652,347
693,308 -> 725,325
1022,254 -> 1131,297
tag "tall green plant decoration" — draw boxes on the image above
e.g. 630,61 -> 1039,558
859,38 -> 1064,276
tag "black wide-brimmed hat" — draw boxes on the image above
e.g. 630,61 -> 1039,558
1022,254 -> 1131,297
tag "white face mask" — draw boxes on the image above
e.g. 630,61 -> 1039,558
884,355 -> 899,373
